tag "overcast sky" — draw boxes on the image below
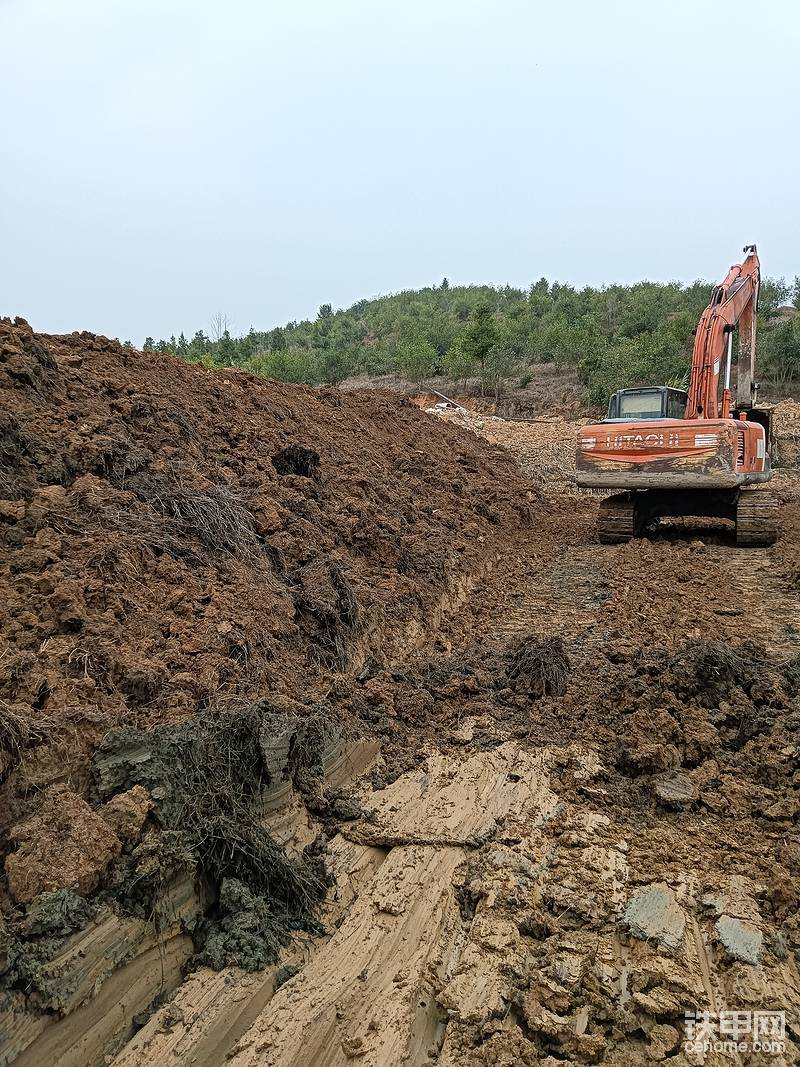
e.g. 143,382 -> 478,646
2,0 -> 798,343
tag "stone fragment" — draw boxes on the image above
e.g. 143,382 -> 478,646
5,787 -> 121,904
651,771 -> 698,807
715,915 -> 763,965
99,785 -> 153,845
624,883 -> 686,950
648,1023 -> 680,1061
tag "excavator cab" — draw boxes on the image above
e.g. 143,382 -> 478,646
605,387 -> 688,422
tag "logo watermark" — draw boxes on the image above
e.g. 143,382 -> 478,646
684,1011 -> 786,1056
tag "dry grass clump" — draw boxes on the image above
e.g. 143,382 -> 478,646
61,475 -> 262,564
0,701 -> 56,778
152,483 -> 260,561
505,636 -> 570,698
94,706 -> 330,933
175,708 -> 326,911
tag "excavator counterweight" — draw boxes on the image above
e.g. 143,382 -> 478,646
576,246 -> 777,545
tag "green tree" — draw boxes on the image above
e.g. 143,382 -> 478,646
461,301 -> 498,393
187,330 -> 209,362
217,329 -> 237,366
443,342 -> 475,388
761,316 -> 800,389
483,340 -> 518,400
397,338 -> 437,382
759,278 -> 791,318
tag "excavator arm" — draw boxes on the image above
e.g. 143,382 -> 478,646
686,244 -> 760,420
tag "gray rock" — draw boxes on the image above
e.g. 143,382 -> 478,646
651,771 -> 698,807
624,883 -> 686,950
715,915 -> 763,965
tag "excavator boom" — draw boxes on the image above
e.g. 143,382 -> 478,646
687,244 -> 760,420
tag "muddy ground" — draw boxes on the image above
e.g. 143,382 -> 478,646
1,320 -> 800,1066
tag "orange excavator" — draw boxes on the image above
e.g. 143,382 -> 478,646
576,245 -> 777,545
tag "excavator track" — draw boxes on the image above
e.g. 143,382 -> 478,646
736,488 -> 778,546
597,493 -> 637,544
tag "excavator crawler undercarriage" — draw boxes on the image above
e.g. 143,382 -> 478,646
597,487 -> 778,546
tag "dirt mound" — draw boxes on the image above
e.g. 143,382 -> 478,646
437,409 -> 589,496
0,315 -> 543,1043
774,398 -> 800,467
0,316 -> 534,829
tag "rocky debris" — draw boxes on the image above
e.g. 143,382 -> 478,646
624,883 -> 686,951
99,785 -> 153,845
647,1023 -> 681,1060
774,398 -> 800,467
715,915 -> 764,965
4,787 -> 121,904
437,409 -> 588,496
651,769 -> 698,807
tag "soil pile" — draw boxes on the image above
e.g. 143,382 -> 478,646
0,316 -> 534,838
437,410 -> 587,495
0,317 -> 545,1061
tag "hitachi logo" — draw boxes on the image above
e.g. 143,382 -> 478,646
604,432 -> 682,448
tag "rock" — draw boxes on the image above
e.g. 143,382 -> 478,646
4,787 -> 122,904
0,499 -> 25,522
332,795 -> 362,820
762,796 -> 797,820
100,785 -> 153,845
651,771 -> 698,807
624,883 -> 686,950
648,1022 -> 680,1060
249,497 -> 283,536
715,915 -> 763,965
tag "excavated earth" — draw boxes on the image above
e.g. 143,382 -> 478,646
1,316 -> 800,1066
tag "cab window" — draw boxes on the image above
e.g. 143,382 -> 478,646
618,391 -> 664,420
667,391 -> 687,419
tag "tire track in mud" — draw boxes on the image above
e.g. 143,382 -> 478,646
492,545 -> 611,652
719,547 -> 800,655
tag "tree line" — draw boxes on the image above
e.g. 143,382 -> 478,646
131,274 -> 800,403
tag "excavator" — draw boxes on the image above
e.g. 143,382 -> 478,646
576,245 -> 777,545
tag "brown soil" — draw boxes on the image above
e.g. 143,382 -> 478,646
2,317 -> 800,1067
0,315 -> 534,832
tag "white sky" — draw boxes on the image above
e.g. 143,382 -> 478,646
1,0 -> 798,342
